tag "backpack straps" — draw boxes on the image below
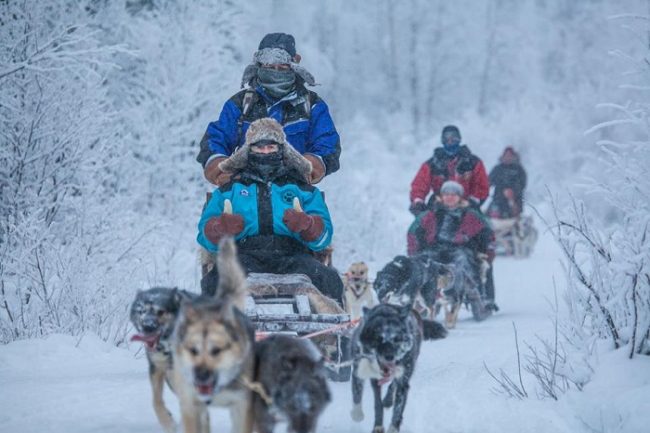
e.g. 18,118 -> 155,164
235,89 -> 311,149
302,91 -> 312,117
235,90 -> 257,149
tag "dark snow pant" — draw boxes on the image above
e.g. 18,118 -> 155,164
485,265 -> 495,301
487,195 -> 522,219
201,237 -> 343,304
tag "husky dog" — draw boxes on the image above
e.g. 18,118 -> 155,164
374,254 -> 449,318
343,262 -> 377,320
427,246 -> 490,328
513,215 -> 538,258
253,335 -> 331,433
130,287 -> 196,433
350,303 -> 446,433
491,215 -> 537,258
172,238 -> 255,433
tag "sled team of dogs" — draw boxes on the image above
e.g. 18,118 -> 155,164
130,246 -> 460,433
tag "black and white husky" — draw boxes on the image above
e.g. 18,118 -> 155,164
374,253 -> 449,318
350,303 -> 446,433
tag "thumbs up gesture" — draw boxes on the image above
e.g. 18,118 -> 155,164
204,199 -> 244,244
283,198 -> 324,242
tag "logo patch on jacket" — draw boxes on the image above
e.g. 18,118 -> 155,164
240,189 -> 249,196
281,190 -> 296,204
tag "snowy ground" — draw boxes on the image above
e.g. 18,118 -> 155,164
1,229 -> 648,433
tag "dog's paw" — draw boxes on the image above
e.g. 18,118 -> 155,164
372,427 -> 385,433
350,404 -> 364,422
386,425 -> 399,433
445,320 -> 456,330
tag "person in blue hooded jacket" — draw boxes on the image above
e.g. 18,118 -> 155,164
197,33 -> 341,187
198,118 -> 343,302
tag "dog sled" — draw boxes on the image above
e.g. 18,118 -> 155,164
244,273 -> 354,382
489,214 -> 538,258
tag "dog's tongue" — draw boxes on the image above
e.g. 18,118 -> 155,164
130,333 -> 159,350
197,383 -> 214,396
378,362 -> 397,386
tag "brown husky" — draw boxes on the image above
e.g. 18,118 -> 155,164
343,262 -> 377,321
172,238 -> 255,433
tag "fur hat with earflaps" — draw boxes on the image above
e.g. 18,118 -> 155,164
218,118 -> 312,181
241,33 -> 316,88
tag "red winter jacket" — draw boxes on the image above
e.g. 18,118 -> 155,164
410,146 -> 489,206
406,202 -> 495,260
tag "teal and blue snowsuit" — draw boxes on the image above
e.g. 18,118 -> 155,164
198,171 -> 342,302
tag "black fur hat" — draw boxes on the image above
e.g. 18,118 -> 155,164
258,33 -> 296,58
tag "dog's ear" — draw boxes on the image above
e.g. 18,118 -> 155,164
180,302 -> 201,322
362,306 -> 371,316
172,288 -> 195,311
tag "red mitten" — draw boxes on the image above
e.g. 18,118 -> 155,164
282,209 -> 324,242
204,214 -> 244,244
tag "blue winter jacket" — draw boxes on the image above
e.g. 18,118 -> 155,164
197,86 -> 341,176
197,177 -> 333,253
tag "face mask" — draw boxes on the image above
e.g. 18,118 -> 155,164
441,130 -> 461,156
257,67 -> 296,98
443,142 -> 460,156
248,152 -> 286,181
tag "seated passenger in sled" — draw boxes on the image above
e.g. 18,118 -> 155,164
407,181 -> 497,310
197,118 -> 343,304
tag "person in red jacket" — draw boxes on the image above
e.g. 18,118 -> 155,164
409,125 -> 489,215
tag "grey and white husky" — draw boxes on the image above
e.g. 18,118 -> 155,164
130,286 -> 196,433
350,303 -> 446,433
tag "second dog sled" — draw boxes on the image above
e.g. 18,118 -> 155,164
489,214 -> 538,258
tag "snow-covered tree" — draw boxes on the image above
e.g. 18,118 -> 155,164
554,10 -> 650,358
0,0 -> 244,343
0,0 -> 135,342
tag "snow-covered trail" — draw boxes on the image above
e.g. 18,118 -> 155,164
2,228 -> 649,432
0,231 -> 577,433
2,127 -> 649,433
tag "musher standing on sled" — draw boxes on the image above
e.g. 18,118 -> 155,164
486,146 -> 527,219
197,33 -> 341,186
409,125 -> 489,215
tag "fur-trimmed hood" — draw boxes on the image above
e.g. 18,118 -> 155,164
218,118 -> 312,182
